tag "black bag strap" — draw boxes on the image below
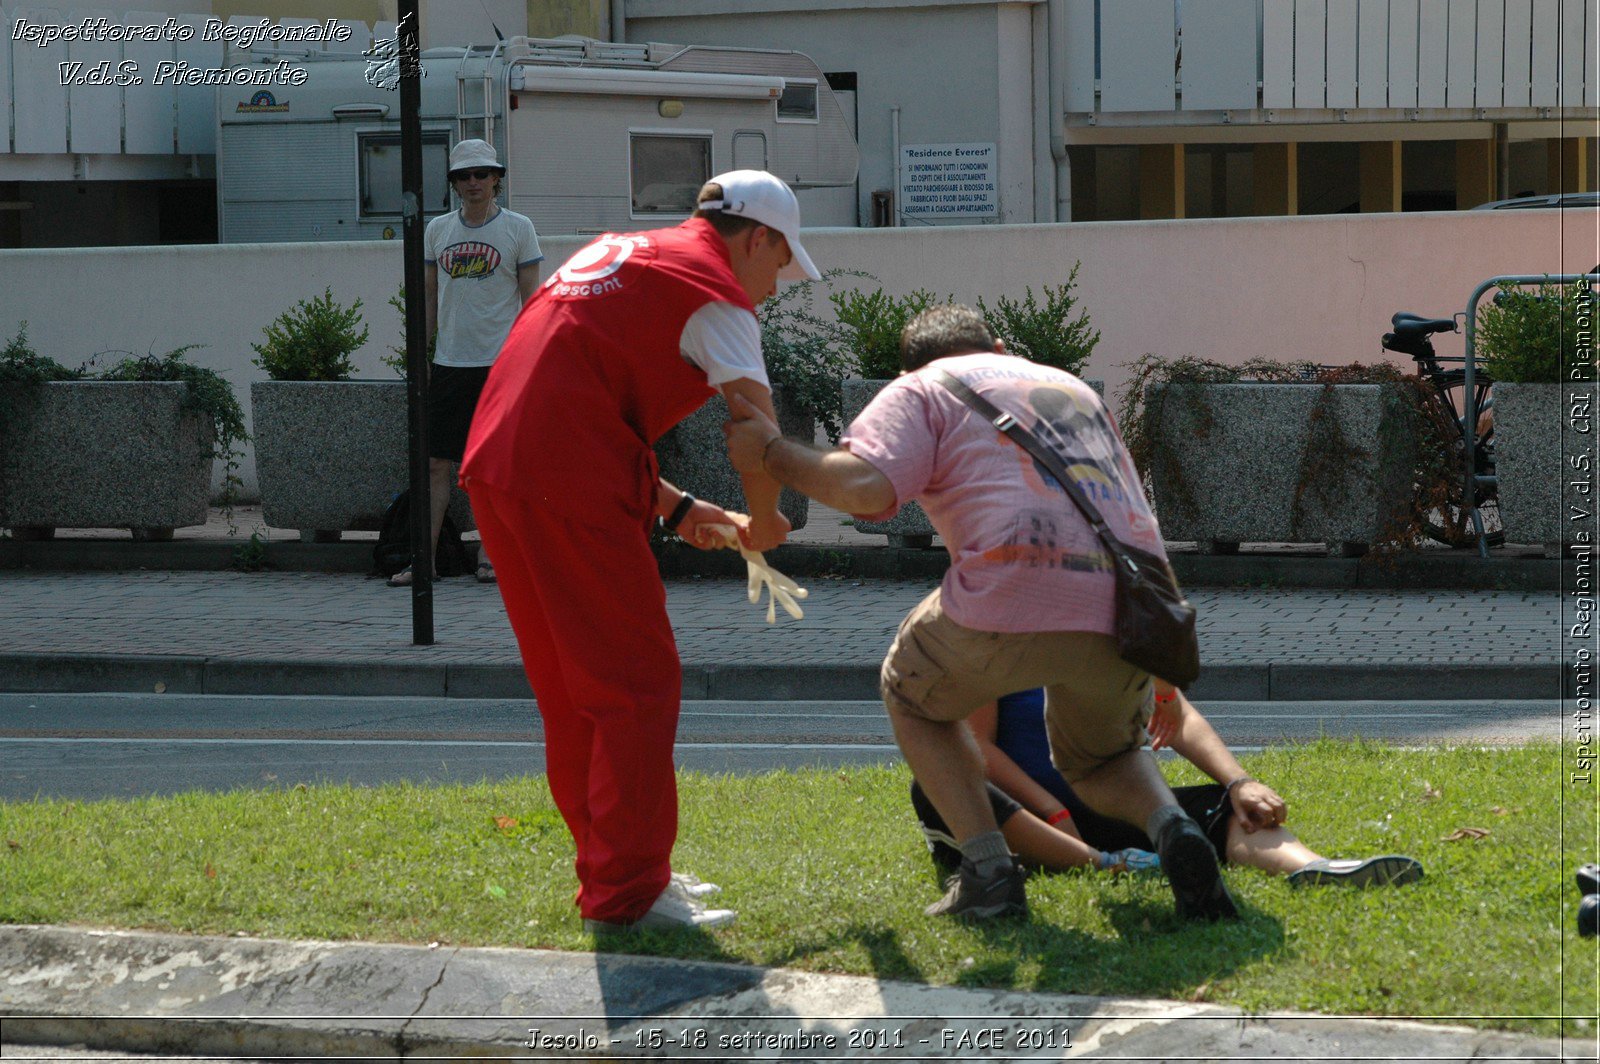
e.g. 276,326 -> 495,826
934,370 -> 1149,581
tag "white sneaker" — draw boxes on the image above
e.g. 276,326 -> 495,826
582,881 -> 736,934
638,882 -> 737,929
670,871 -> 721,898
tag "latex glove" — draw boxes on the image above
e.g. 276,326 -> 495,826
744,548 -> 808,622
704,522 -> 809,624
1099,848 -> 1161,874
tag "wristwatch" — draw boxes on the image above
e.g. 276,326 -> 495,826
665,492 -> 697,532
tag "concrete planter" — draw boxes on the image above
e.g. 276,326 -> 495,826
654,393 -> 811,530
843,376 -> 1104,547
1148,383 -> 1416,555
0,381 -> 213,539
1494,382 -> 1596,556
252,381 -> 473,540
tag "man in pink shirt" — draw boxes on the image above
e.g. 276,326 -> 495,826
724,304 -> 1237,924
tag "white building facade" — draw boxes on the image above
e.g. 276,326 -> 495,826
621,0 -> 1599,224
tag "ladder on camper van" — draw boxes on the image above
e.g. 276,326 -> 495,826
455,41 -> 505,149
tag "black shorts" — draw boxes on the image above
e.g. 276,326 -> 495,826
427,362 -> 491,462
909,779 -> 1233,870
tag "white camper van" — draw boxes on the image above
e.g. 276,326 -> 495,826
217,36 -> 859,243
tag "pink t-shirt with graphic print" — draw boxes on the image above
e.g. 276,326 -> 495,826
841,352 -> 1168,634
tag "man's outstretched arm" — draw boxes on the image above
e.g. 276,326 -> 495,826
723,392 -> 897,517
1155,687 -> 1287,833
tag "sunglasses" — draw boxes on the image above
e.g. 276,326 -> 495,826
453,169 -> 498,181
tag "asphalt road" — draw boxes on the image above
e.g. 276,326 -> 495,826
0,692 -> 1568,801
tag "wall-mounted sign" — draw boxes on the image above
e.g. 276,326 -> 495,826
899,142 -> 998,219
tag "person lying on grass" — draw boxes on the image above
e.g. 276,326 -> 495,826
911,680 -> 1424,887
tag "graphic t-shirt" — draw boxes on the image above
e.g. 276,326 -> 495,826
842,352 -> 1168,634
424,207 -> 542,367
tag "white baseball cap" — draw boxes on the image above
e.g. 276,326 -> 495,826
448,138 -> 504,175
699,170 -> 820,282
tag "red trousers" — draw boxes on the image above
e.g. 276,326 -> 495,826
467,481 -> 680,923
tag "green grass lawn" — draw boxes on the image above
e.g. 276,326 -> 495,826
1,741 -> 1595,1035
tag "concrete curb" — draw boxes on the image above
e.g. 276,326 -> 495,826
0,654 -> 1574,702
0,926 -> 1573,1062
0,537 -> 1574,589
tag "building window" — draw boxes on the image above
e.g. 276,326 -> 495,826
630,132 -> 711,215
359,131 -> 450,218
776,80 -> 818,122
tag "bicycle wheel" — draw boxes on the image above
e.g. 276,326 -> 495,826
1421,462 -> 1504,548
1418,374 -> 1505,549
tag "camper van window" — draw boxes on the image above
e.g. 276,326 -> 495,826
776,81 -> 818,122
630,133 -> 712,217
359,131 -> 451,218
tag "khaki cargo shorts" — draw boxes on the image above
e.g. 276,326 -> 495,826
880,588 -> 1153,782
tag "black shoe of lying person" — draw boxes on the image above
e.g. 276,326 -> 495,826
1156,816 -> 1239,922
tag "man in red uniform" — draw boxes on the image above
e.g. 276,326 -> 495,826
460,170 -> 819,933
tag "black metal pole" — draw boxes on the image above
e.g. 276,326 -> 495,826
399,0 -> 433,645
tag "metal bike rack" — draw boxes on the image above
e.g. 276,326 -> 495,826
1461,272 -> 1600,558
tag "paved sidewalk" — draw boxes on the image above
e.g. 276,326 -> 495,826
0,926 -> 1578,1062
0,568 -> 1569,701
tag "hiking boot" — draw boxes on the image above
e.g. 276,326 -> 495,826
582,881 -> 736,935
924,859 -> 1027,920
1156,816 -> 1238,922
1288,855 -> 1423,888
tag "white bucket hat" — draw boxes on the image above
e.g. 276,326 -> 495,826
448,138 -> 504,175
699,170 -> 820,282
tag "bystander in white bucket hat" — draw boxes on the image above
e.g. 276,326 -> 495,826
448,139 -> 504,176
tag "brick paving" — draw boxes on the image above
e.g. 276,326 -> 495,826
0,567 -> 1562,668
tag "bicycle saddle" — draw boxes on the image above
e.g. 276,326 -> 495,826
1390,312 -> 1456,335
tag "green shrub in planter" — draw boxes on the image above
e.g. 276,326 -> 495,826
831,284 -> 948,380
382,286 -> 436,378
1118,356 -> 1449,554
1,327 -> 244,473
1480,278 -> 1597,553
760,270 -> 859,443
251,289 -> 476,538
252,288 -> 370,382
1477,277 -> 1594,384
0,326 -> 243,535
0,322 -> 81,386
96,345 -> 248,492
976,264 -> 1100,376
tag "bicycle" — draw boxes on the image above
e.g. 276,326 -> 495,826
1380,311 -> 1503,548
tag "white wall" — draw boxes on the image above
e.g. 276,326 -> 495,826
0,209 -> 1593,498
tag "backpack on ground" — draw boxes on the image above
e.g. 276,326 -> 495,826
372,488 -> 474,578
